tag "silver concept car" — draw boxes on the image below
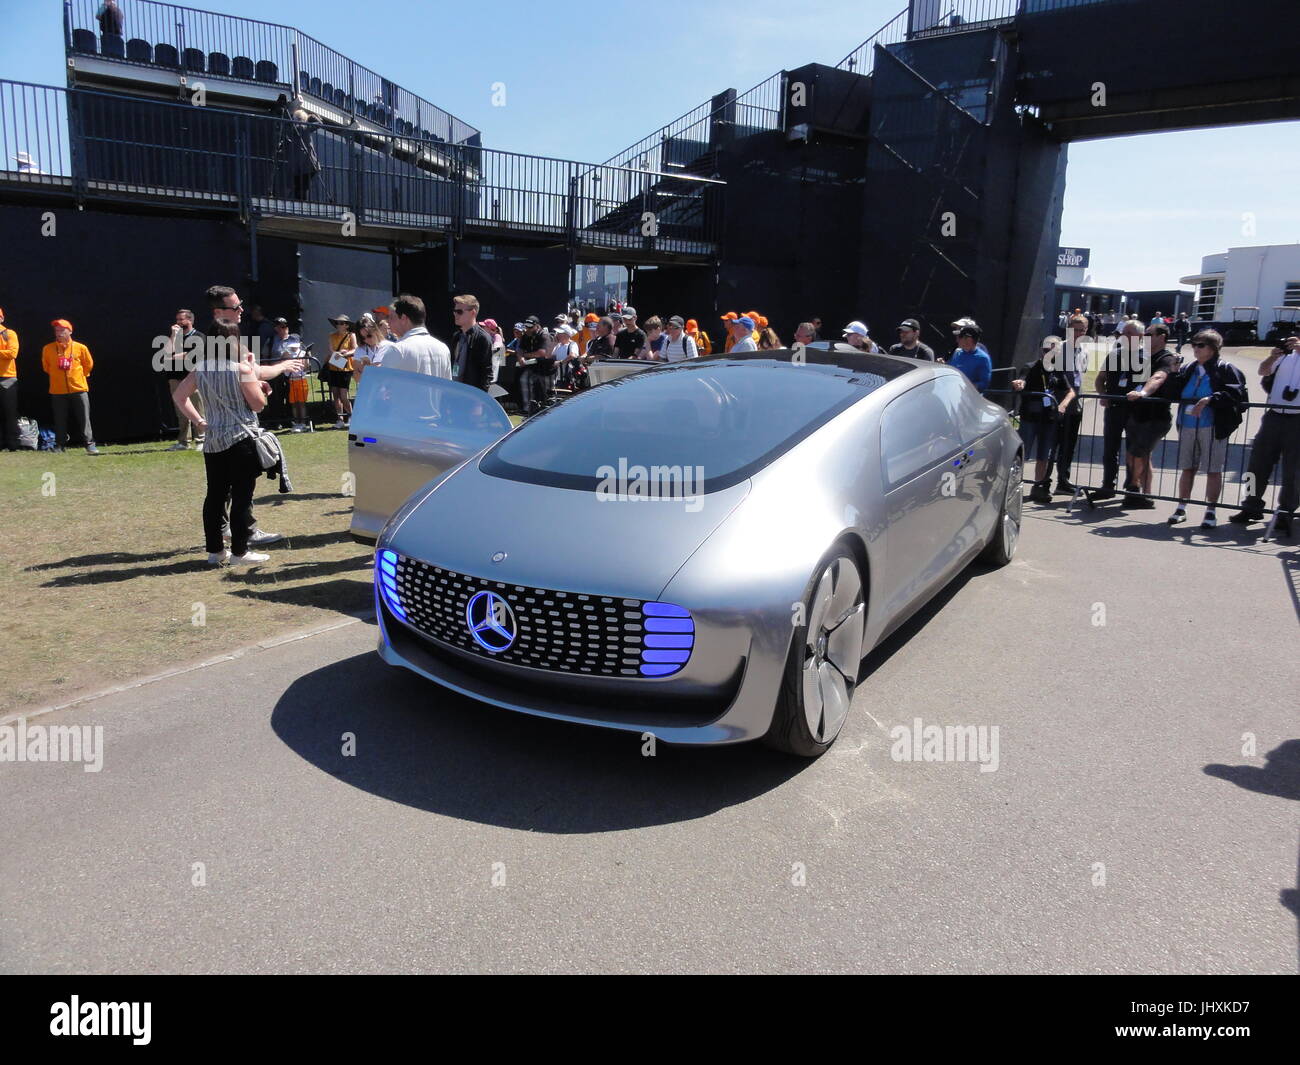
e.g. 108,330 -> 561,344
352,350 -> 1023,756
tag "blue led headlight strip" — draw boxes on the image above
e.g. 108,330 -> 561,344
640,602 -> 693,677
377,550 -> 407,622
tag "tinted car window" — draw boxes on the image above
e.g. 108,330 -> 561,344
481,360 -> 889,493
880,378 -> 963,489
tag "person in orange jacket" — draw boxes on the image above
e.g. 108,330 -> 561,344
685,318 -> 711,355
719,310 -> 739,352
42,319 -> 98,454
0,307 -> 20,450
747,311 -> 764,344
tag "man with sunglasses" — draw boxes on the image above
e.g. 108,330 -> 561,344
451,294 -> 493,392
1230,335 -> 1300,535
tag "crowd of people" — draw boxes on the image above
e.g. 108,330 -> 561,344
1012,314 -> 1299,535
3,285 -> 1295,554
1058,308 -> 1195,351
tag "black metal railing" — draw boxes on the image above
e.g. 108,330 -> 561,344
992,387 -> 1293,521
598,71 -> 785,175
64,0 -> 478,145
0,80 -> 723,255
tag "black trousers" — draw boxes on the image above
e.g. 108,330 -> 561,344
52,392 -> 94,448
0,379 -> 18,450
203,437 -> 261,555
1101,404 -> 1134,490
1054,402 -> 1082,485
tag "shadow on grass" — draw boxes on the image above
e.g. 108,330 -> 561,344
228,576 -> 373,612
227,554 -> 371,584
28,528 -> 361,576
270,650 -> 805,833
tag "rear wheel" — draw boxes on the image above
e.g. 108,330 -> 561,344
764,547 -> 866,758
979,451 -> 1023,566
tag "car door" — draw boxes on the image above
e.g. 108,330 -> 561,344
348,366 -> 513,542
877,377 -> 969,621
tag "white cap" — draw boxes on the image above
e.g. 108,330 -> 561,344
842,320 -> 869,338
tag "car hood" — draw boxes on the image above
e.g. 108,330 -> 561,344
384,460 -> 752,600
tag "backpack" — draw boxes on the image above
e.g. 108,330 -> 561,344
38,427 -> 57,451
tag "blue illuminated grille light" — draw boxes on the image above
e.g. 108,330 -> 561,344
639,601 -> 694,677
376,550 -> 406,621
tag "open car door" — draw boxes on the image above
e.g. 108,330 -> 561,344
348,367 -> 513,543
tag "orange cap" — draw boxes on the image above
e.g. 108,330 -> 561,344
51,318 -> 73,331
685,318 -> 698,330
721,311 -> 738,320
756,315 -> 769,329
745,310 -> 761,321
584,312 -> 599,322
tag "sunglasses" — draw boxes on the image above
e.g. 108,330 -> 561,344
453,307 -> 470,314
1192,342 -> 1212,349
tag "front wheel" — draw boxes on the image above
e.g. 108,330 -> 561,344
764,547 -> 866,758
979,451 -> 1023,566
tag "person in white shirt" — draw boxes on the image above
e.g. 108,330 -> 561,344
551,324 -> 577,386
729,316 -> 759,353
657,316 -> 699,362
383,294 -> 450,378
1230,335 -> 1300,534
481,318 -> 506,384
840,320 -> 880,353
352,313 -> 397,382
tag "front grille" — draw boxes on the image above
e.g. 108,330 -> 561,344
384,554 -> 693,678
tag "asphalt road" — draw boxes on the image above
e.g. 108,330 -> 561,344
2,509 -> 1297,974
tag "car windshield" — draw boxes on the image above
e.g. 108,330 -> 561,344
481,359 -> 902,493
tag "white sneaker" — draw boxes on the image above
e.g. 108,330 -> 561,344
207,550 -> 231,566
168,442 -> 189,451
333,418 -> 347,430
228,551 -> 270,565
248,530 -> 284,546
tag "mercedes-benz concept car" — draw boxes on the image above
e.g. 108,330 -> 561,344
352,349 -> 1023,756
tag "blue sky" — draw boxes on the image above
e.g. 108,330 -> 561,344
9,0 -> 1300,290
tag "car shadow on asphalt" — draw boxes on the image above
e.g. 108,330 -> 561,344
270,649 -> 806,833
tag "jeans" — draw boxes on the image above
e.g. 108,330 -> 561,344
52,391 -> 94,448
203,437 -> 261,555
1242,411 -> 1300,514
0,378 -> 18,449
1101,403 -> 1132,490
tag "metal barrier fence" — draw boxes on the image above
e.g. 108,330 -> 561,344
598,71 -> 785,175
991,387 -> 1293,525
64,0 -> 478,145
0,79 -> 723,255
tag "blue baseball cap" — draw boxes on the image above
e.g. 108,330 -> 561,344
735,316 -> 756,331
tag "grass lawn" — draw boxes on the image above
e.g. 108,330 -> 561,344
0,430 -> 371,714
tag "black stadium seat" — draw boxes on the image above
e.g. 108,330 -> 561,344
155,43 -> 179,67
334,88 -> 347,109
126,38 -> 152,62
101,33 -> 125,59
232,56 -> 255,79
254,60 -> 278,83
299,70 -> 311,91
183,48 -> 205,73
308,77 -> 321,97
72,28 -> 97,54
322,82 -> 333,101
208,52 -> 230,76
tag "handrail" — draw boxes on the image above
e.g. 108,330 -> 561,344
0,78 -> 723,254
64,0 -> 479,144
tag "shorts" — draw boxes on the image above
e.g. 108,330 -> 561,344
288,378 -> 309,404
326,368 -> 353,390
1017,417 -> 1058,463
1176,423 -> 1229,473
1124,417 -> 1171,459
